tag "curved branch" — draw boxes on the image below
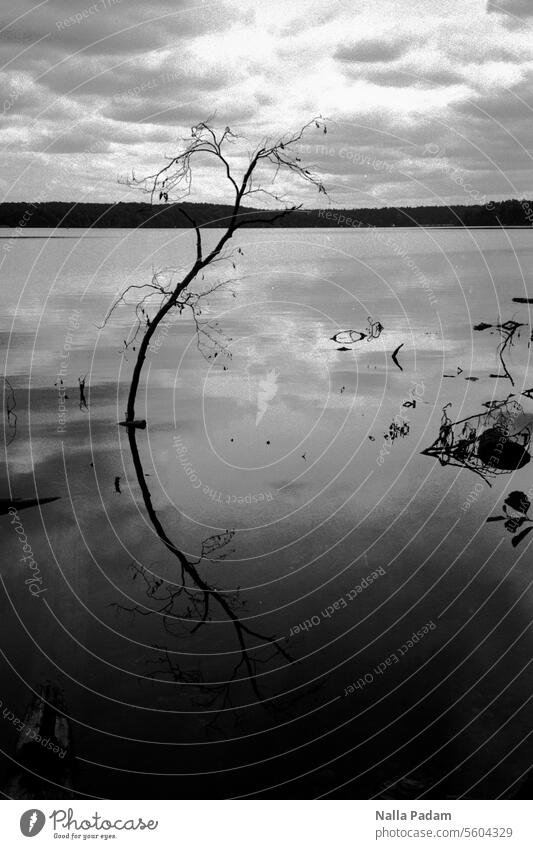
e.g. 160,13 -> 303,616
113,119 -> 327,703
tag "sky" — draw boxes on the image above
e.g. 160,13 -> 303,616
0,0 -> 532,208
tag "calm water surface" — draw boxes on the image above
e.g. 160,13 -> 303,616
2,227 -> 533,798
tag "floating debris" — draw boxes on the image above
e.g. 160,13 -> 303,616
512,298 -> 533,304
365,316 -> 384,340
78,375 -> 88,411
421,398 -> 532,484
331,330 -> 367,346
482,399 -> 511,409
3,377 -> 17,446
385,420 -> 410,442
391,343 -> 404,372
331,318 -> 382,347
114,476 -> 121,494
477,428 -> 530,470
487,491 -> 533,547
118,419 -> 147,429
474,319 -> 525,386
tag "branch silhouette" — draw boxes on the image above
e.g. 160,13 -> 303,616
110,119 -> 328,705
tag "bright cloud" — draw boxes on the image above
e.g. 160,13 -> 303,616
0,0 -> 532,206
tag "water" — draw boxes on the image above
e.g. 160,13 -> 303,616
2,227 -> 533,799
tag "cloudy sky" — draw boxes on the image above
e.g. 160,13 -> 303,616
0,0 -> 532,208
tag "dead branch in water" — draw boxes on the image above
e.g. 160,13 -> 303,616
3,377 -> 17,446
78,375 -> 88,411
108,119 -> 328,705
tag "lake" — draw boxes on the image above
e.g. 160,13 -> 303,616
2,226 -> 533,799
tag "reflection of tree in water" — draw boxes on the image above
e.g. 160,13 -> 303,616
106,120 -> 328,710
422,398 -> 532,484
112,532 -> 270,720
113,533 -> 296,731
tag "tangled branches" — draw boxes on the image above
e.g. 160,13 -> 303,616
121,118 -> 328,210
103,269 -> 235,362
422,398 -> 532,484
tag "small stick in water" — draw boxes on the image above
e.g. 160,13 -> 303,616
78,375 -> 88,410
391,343 -> 404,371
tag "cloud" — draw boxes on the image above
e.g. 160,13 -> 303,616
0,0 -> 532,206
0,0 -> 232,56
351,65 -> 466,89
40,58 -> 229,100
104,100 -> 208,125
487,0 -> 533,20
39,133 -> 112,155
335,38 -> 407,64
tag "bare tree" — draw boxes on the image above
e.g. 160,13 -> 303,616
109,119 -> 328,706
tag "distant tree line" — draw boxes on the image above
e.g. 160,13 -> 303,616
1,198 -> 532,228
